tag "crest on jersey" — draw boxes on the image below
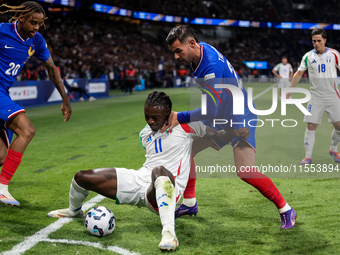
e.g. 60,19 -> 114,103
28,46 -> 35,57
326,56 -> 331,63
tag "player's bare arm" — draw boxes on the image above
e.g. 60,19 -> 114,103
272,69 -> 281,79
44,56 -> 72,122
286,70 -> 305,98
205,126 -> 250,143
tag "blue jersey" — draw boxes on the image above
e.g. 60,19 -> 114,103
177,42 -> 256,150
0,21 -> 50,92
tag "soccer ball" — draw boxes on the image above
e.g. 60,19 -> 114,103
84,206 -> 116,237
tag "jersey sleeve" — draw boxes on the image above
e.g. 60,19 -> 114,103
139,126 -> 148,151
179,122 -> 206,137
273,63 -> 280,72
201,64 -> 224,87
33,33 -> 50,62
177,88 -> 224,123
332,49 -> 340,71
289,64 -> 293,72
298,51 -> 310,72
177,65 -> 224,123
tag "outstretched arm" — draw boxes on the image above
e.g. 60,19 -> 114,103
204,126 -> 250,143
44,56 -> 72,122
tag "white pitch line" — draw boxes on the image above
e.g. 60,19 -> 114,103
0,194 -> 138,255
42,239 -> 141,255
252,82 -> 278,100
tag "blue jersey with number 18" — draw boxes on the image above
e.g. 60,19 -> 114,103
0,21 -> 50,92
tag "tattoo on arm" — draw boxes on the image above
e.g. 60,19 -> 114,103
44,57 -> 67,98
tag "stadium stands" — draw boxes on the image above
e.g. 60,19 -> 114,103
2,0 -> 339,86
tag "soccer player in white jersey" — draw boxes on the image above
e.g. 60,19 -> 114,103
47,91 -> 249,251
272,57 -> 293,98
287,28 -> 340,164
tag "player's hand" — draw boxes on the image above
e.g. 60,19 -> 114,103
233,127 -> 250,140
160,111 -> 179,133
61,99 -> 72,122
286,92 -> 292,99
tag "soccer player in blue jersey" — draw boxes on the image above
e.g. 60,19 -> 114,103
0,2 -> 72,206
164,25 -> 296,229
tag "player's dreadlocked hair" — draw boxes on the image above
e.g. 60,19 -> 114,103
165,25 -> 199,46
0,1 -> 46,27
145,91 -> 172,113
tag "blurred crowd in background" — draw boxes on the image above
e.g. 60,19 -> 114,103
1,0 -> 339,89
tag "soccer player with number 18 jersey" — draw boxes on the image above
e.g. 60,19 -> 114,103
0,2 -> 72,206
288,28 -> 340,165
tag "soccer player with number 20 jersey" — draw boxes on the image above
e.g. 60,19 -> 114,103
0,2 -> 72,206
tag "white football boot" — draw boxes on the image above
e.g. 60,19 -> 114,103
158,231 -> 179,251
0,184 -> 20,206
47,208 -> 84,218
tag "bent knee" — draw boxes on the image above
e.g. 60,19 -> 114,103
74,170 -> 95,186
20,126 -> 36,141
152,166 -> 175,184
152,166 -> 168,176
0,147 -> 7,166
27,126 -> 36,139
333,123 -> 340,131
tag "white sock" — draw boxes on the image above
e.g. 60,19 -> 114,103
278,203 -> 292,214
182,198 -> 196,207
304,129 -> 315,158
68,178 -> 89,216
154,176 -> 176,237
330,129 -> 340,152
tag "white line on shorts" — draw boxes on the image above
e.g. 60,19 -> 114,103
1,194 -> 140,255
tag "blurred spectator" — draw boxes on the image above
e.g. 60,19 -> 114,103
125,63 -> 137,94
7,0 -> 340,84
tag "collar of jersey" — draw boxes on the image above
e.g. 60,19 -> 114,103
313,47 -> 328,55
14,21 -> 27,42
191,44 -> 204,74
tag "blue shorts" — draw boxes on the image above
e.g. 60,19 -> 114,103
202,117 -> 256,152
0,90 -> 25,146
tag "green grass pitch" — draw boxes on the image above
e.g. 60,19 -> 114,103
0,83 -> 339,254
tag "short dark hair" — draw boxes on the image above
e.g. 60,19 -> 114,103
311,28 -> 327,39
145,91 -> 172,112
165,25 -> 199,46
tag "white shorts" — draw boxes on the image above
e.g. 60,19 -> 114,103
278,79 -> 290,89
115,167 -> 184,214
304,96 -> 340,124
